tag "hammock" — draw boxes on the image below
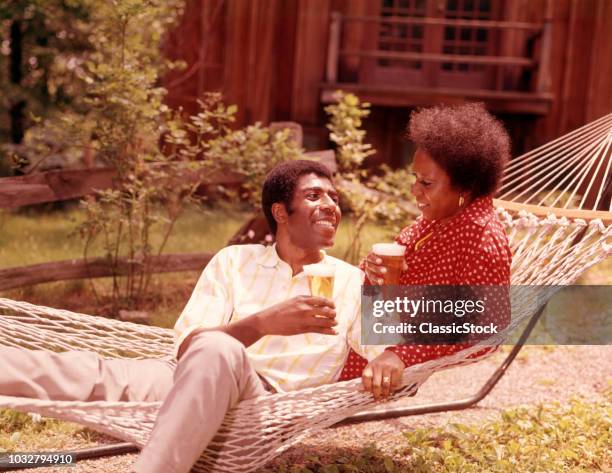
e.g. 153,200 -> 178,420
499,112 -> 612,212
1,116 -> 611,472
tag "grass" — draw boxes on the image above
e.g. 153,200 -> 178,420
0,202 -> 254,327
578,257 -> 612,285
0,203 -> 400,327
394,395 -> 611,473
0,205 -> 396,274
2,392 -> 609,472
0,202 -> 250,268
0,202 -> 397,268
261,391 -> 612,473
0,410 -> 106,452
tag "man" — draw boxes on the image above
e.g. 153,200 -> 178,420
140,160 -> 406,472
0,160 -> 406,473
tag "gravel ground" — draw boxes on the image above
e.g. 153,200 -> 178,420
22,345 -> 612,472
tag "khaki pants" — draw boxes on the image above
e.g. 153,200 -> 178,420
0,331 -> 267,473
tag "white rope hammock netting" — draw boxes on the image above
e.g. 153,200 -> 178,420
0,115 -> 611,472
499,113 -> 612,211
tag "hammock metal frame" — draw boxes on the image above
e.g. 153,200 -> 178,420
338,300 -> 548,425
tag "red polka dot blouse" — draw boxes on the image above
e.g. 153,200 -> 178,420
338,196 -> 512,381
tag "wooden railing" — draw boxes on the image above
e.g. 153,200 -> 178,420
324,8 -> 554,106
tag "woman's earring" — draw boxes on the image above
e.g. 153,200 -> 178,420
458,195 -> 465,207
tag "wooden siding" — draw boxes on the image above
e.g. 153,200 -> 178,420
583,0 -> 612,123
163,0 -> 612,158
522,0 -> 612,146
291,0 -> 331,124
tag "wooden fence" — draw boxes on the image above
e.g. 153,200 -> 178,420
0,168 -> 116,209
0,146 -> 375,291
0,253 -> 214,292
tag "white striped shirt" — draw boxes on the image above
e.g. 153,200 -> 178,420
174,244 -> 386,392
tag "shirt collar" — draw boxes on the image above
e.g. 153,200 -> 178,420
256,244 -> 282,268
256,244 -> 329,269
459,196 -> 494,227
417,196 -> 493,230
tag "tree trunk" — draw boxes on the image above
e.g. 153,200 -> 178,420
9,20 -> 25,145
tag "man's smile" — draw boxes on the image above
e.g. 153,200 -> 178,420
313,217 -> 336,229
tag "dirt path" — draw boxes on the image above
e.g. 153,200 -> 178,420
26,345 -> 612,472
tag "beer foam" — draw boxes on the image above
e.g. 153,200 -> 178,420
303,263 -> 335,277
372,243 -> 406,256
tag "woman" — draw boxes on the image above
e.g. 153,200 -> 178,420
339,102 -> 512,386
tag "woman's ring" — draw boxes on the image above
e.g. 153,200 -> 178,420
382,376 -> 391,384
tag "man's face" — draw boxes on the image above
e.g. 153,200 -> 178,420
284,173 -> 341,249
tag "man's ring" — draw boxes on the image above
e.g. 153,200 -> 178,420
382,376 -> 391,384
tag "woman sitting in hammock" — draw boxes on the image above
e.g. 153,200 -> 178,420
340,103 -> 513,394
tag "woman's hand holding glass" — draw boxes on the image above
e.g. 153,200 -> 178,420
364,244 -> 407,285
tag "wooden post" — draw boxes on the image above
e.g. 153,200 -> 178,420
326,12 -> 341,83
536,0 -> 553,94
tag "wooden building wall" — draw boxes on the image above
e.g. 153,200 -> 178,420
516,0 -> 612,146
162,0 -> 612,160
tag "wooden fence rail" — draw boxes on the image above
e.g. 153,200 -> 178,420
0,167 -> 247,210
0,148 -> 418,291
0,122 -> 317,210
0,168 -> 117,209
0,253 -> 213,291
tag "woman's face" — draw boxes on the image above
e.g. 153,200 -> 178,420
410,148 -> 464,222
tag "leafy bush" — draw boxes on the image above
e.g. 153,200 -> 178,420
78,91 -> 300,311
261,392 -> 611,473
325,91 -> 416,263
53,1 -> 301,311
398,393 -> 612,472
0,0 -> 185,172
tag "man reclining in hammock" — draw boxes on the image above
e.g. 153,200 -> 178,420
0,159 -> 407,473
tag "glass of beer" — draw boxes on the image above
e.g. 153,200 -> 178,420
303,263 -> 335,300
372,243 -> 406,285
